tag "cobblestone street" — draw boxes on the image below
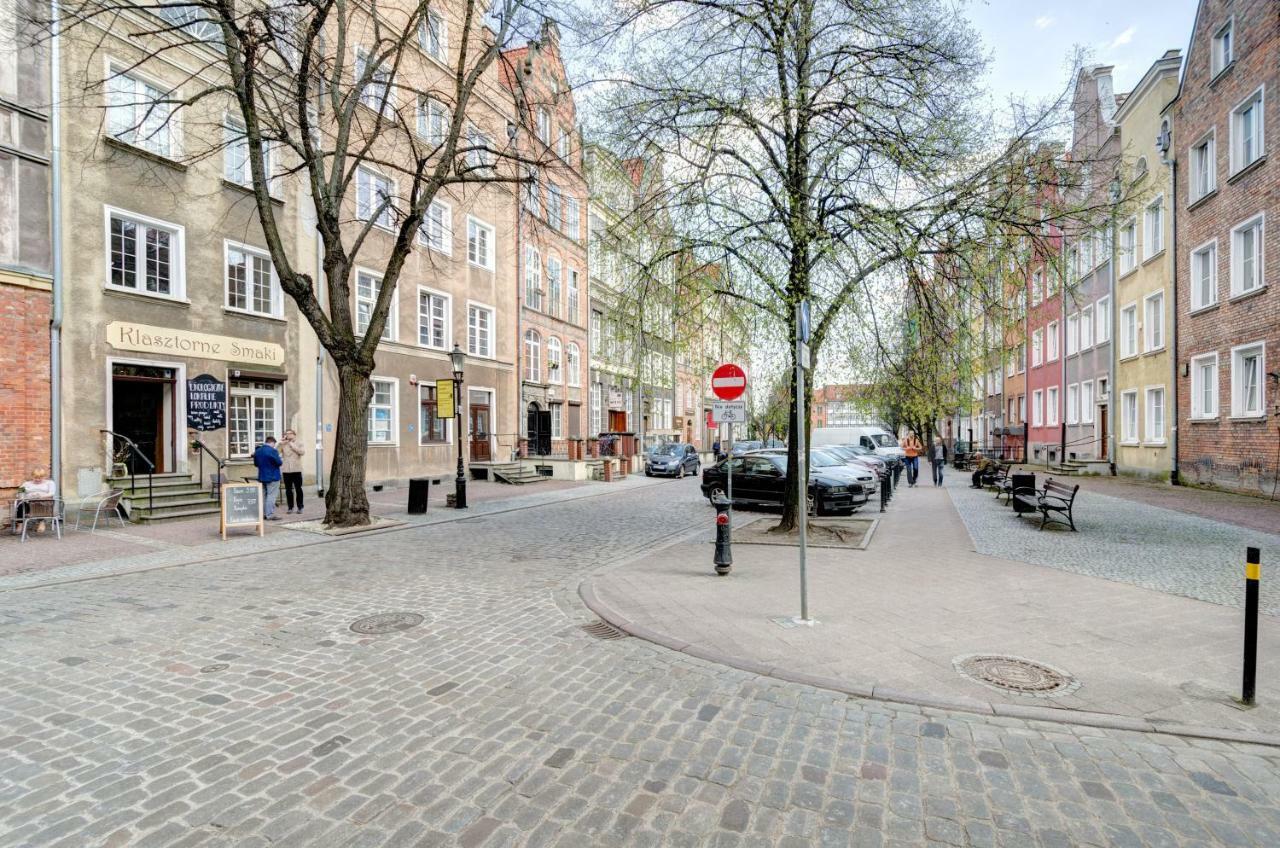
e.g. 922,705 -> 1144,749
4,479 -> 1280,847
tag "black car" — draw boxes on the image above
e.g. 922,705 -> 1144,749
700,453 -> 868,515
645,443 -> 700,478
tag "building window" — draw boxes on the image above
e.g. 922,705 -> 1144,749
467,303 -> 493,357
567,268 -> 580,321
417,97 -> 449,146
225,242 -> 279,317
1007,397 -> 1016,423
354,48 -> 392,116
107,209 -> 183,299
566,342 -> 581,387
1230,86 -> 1264,174
367,378 -> 397,444
525,246 -> 542,310
1081,380 -> 1094,424
1080,235 -> 1094,271
1066,383 -> 1079,425
1018,394 -> 1026,424
1095,296 -> 1110,344
1120,304 -> 1137,358
1143,291 -> 1164,351
1068,245 -> 1079,280
419,384 -> 448,444
1191,353 -> 1219,419
1031,329 -> 1043,367
467,216 -> 494,270
546,183 -> 563,230
356,167 -> 394,230
1046,321 -> 1059,361
419,200 -> 452,254
418,288 -> 449,349
1230,214 -> 1265,296
1121,390 -> 1138,444
1032,390 -> 1044,427
1031,269 -> 1043,305
465,126 -> 493,172
1080,305 -> 1094,350
107,69 -> 174,157
557,126 -> 571,159
564,196 -> 580,239
1191,241 -> 1217,309
546,255 -> 562,317
1190,133 -> 1216,201
1231,342 -> 1265,417
224,116 -> 271,189
1143,196 -> 1164,259
420,11 -> 448,62
355,270 -> 395,340
590,382 -> 603,436
1119,219 -> 1136,273
536,107 -> 551,144
524,329 -> 541,382
546,336 -> 563,384
549,402 -> 563,439
1046,386 -> 1058,426
1212,20 -> 1233,75
228,380 -> 280,459
590,310 -> 602,353
1145,388 -> 1165,443
1066,313 -> 1078,356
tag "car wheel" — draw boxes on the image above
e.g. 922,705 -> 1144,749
676,465 -> 684,479
645,470 -> 653,477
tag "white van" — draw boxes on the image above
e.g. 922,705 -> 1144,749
811,426 -> 904,461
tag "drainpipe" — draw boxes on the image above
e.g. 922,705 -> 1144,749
1167,149 -> 1180,485
49,0 -> 63,495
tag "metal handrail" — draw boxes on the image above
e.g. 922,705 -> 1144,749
100,429 -> 154,512
190,439 -> 228,501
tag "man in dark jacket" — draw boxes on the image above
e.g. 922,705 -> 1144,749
970,453 -> 999,489
253,436 -> 284,520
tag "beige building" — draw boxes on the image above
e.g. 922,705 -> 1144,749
1112,51 -> 1181,480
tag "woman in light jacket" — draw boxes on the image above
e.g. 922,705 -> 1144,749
280,430 -> 306,514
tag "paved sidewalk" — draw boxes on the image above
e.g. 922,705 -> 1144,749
1078,475 -> 1280,537
585,483 -> 1280,736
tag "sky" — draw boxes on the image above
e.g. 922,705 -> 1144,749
964,0 -> 1200,106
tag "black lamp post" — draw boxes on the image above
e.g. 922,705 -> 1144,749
450,344 -> 468,509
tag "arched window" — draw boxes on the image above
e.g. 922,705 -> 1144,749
524,329 -> 541,382
566,342 -> 581,387
546,336 -> 563,383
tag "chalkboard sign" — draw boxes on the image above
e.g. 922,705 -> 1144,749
188,374 -> 227,431
220,482 -> 264,539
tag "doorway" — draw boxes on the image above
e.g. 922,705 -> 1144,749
527,402 -> 551,456
111,363 -> 177,473
1098,407 -> 1108,460
608,410 -> 627,431
469,390 -> 492,462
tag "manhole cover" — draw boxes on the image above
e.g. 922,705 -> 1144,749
953,654 -> 1079,698
350,612 -> 425,635
200,663 -> 229,674
579,620 -> 626,640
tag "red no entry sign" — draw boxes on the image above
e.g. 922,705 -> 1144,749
711,363 -> 747,400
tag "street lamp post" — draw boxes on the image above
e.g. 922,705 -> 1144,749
451,344 -> 468,509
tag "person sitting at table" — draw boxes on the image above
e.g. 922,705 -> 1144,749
969,454 -> 999,489
15,467 -> 57,532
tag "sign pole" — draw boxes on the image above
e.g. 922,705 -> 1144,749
726,421 -> 733,516
795,302 -> 809,623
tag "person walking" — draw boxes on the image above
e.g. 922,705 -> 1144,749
901,431 -> 923,487
929,437 -> 947,486
279,429 -> 306,514
252,436 -> 284,520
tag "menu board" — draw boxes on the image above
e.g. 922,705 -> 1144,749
187,374 -> 227,431
220,482 -> 264,539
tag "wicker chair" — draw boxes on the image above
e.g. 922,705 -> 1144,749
73,489 -> 126,532
17,498 -> 64,541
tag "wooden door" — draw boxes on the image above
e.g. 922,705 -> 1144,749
469,403 -> 491,462
1098,407 -> 1108,460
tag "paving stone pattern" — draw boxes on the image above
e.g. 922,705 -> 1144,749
950,478 -> 1280,615
2,480 -> 1280,846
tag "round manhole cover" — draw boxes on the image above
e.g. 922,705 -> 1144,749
350,612 -> 425,635
954,654 -> 1079,698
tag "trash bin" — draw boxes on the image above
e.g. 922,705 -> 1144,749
1010,473 -> 1037,514
408,477 -> 432,514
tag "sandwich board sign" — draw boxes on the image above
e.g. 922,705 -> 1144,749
220,482 -> 264,539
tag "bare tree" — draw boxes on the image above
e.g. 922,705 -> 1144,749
50,0 -> 564,525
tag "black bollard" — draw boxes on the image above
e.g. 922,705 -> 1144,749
1244,547 -> 1260,705
713,494 -> 733,575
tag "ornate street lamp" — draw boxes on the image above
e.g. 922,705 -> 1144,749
450,344 -> 468,509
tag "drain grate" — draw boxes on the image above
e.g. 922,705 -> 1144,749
580,620 -> 626,640
350,612 -> 425,635
953,654 -> 1079,698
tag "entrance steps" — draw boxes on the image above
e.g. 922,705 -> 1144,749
107,472 -> 221,522
1047,458 -> 1109,477
482,462 -> 546,485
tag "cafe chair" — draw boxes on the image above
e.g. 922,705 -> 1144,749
73,489 -> 126,533
18,498 -> 64,542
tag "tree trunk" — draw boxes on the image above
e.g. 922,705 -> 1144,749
325,362 -> 375,527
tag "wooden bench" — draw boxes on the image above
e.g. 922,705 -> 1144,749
1013,478 -> 1080,531
979,461 -> 1011,491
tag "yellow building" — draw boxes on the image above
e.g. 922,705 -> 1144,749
1112,50 -> 1181,479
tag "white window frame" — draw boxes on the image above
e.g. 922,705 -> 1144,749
1230,213 -> 1265,297
1095,296 -> 1110,344
1143,195 -> 1164,260
420,11 -> 449,63
567,267 -> 580,321
549,402 -> 563,439
227,379 -> 281,460
1121,390 -> 1139,445
106,63 -> 178,159
1081,380 -> 1094,424
223,115 -> 275,192
1230,341 -> 1266,418
367,377 -> 399,446
1066,383 -> 1079,425
1046,386 -> 1059,427
546,335 -> 563,384
418,382 -> 452,446
1229,85 -> 1265,176
1190,352 -> 1219,420
1031,269 -> 1043,305
566,342 -> 581,387
1191,239 -> 1218,310
418,199 -> 453,255
1120,303 -> 1138,359
1066,313 -> 1079,356
524,329 -> 541,383
104,206 -> 186,301
1189,130 -> 1216,202
356,166 -> 395,231
467,300 -> 495,358
354,267 -> 396,341
1080,305 -> 1094,350
1212,19 -> 1233,76
354,47 -> 394,117
417,96 -> 450,146
1046,320 -> 1059,361
536,107 -> 551,144
224,240 -> 282,318
416,286 -> 451,351
1143,291 -> 1164,353
1119,218 -> 1137,274
1031,329 -> 1043,367
590,382 -> 602,436
467,216 -> 495,270
1145,387 -> 1166,445
525,246 -> 542,310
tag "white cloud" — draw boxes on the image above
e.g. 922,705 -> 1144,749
1034,16 -> 1055,30
1110,26 -> 1137,48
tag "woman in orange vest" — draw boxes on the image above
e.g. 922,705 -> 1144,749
902,431 -> 923,487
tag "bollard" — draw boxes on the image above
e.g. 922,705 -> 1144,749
879,475 -> 887,512
884,466 -> 894,502
712,493 -> 733,575
892,460 -> 902,488
1244,546 -> 1260,705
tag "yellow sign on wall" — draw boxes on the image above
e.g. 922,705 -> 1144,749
106,322 -> 285,367
435,379 -> 455,419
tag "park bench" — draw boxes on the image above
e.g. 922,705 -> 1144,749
981,461 -> 1011,491
1013,477 -> 1080,531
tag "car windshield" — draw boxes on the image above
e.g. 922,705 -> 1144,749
845,444 -> 872,455
871,434 -> 898,448
809,451 -> 841,467
655,445 -> 681,456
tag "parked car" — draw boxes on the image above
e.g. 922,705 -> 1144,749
645,443 -> 700,478
729,440 -> 763,456
755,447 -> 878,493
811,426 -> 905,463
700,453 -> 869,515
823,444 -> 889,479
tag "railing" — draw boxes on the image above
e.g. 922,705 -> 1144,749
190,438 -> 228,500
101,429 -> 154,512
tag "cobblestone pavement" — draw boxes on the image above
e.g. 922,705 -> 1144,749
949,477 -> 1280,615
4,479 -> 1280,847
1070,477 -> 1280,538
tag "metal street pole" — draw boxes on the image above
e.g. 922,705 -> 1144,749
454,378 -> 467,509
795,302 -> 809,623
